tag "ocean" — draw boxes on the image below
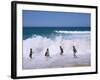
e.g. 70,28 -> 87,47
23,27 -> 91,69
23,27 -> 90,40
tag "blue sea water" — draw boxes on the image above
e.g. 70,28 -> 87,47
23,27 -> 90,40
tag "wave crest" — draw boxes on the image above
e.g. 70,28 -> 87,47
55,30 -> 90,34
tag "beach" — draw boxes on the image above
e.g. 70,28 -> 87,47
22,10 -> 91,70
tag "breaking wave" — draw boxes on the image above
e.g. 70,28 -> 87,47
55,30 -> 90,34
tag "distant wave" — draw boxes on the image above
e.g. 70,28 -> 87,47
55,31 -> 90,34
23,30 -> 90,40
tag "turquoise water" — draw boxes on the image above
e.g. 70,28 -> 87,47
23,27 -> 90,40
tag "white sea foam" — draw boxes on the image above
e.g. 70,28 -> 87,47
23,34 -> 91,69
55,30 -> 90,34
